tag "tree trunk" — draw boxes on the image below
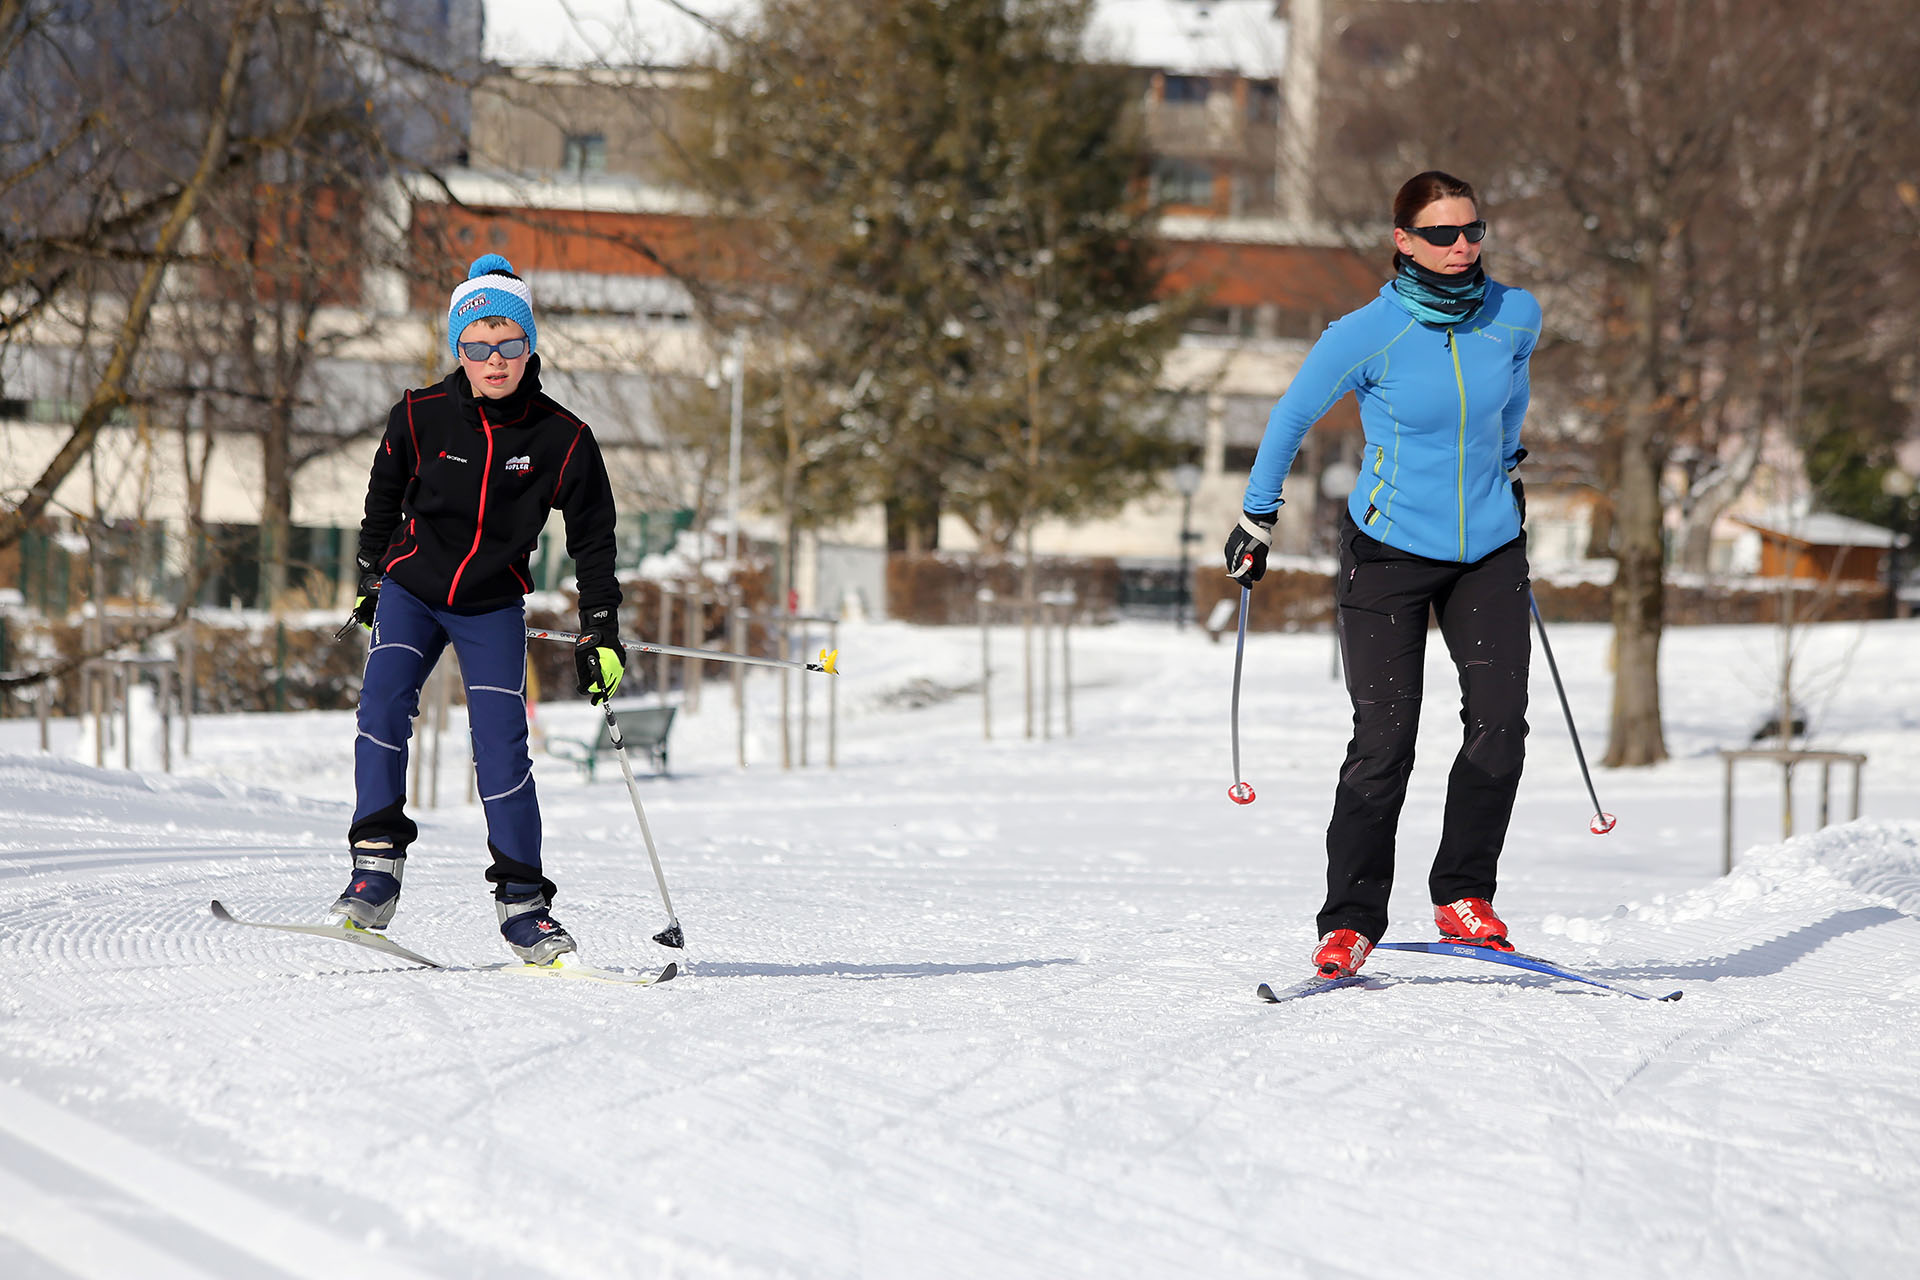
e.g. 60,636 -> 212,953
1604,398 -> 1670,766
259,397 -> 293,610
884,494 -> 939,553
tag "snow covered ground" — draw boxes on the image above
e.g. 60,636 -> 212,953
3,615 -> 1919,1279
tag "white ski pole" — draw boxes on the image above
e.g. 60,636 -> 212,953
524,626 -> 838,675
533,631 -> 687,949
596,696 -> 685,948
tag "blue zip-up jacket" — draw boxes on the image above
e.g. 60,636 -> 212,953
1242,278 -> 1541,563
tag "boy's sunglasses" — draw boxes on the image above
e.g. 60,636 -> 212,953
458,337 -> 530,361
1400,220 -> 1487,247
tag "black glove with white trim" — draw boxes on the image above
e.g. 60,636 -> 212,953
1223,509 -> 1279,584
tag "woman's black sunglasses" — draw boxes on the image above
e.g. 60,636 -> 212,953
458,337 -> 530,361
1401,220 -> 1487,247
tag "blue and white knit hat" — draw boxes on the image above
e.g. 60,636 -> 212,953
447,253 -> 537,356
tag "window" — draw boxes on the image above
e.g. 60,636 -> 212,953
1163,75 -> 1210,104
0,397 -> 94,423
563,132 -> 607,176
1233,167 -> 1277,216
1271,309 -> 1323,340
1223,445 -> 1261,475
1246,80 -> 1280,124
1153,158 -> 1215,208
1183,307 -> 1241,337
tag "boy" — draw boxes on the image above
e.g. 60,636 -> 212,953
333,253 -> 629,965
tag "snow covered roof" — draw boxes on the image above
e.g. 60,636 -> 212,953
482,0 -> 741,67
1731,511 -> 1903,549
482,0 -> 1290,78
1084,0 -> 1290,77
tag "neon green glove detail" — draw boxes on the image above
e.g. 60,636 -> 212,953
590,646 -> 625,701
574,634 -> 627,704
350,573 -> 380,632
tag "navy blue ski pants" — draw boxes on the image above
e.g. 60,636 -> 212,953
1320,512 -> 1531,941
350,578 -> 549,894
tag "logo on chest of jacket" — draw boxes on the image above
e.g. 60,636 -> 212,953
504,455 -> 531,473
438,450 -> 469,463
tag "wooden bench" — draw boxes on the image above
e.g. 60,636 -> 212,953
546,705 -> 676,781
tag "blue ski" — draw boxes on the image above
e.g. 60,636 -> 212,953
1257,973 -> 1380,1004
1373,940 -> 1681,1002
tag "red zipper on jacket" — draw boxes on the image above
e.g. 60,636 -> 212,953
385,518 -> 418,573
446,408 -> 496,605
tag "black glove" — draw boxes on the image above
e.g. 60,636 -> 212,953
573,605 -> 628,704
1223,510 -> 1279,584
1508,447 -> 1529,526
350,572 -> 381,630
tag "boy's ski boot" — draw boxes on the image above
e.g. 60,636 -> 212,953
497,887 -> 577,966
1312,928 -> 1373,979
329,843 -> 404,930
1434,897 -> 1514,951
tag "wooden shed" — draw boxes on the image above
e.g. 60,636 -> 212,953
1729,512 -> 1905,584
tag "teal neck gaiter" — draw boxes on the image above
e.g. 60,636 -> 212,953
1390,253 -> 1489,326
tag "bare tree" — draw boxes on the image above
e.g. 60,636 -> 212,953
1341,0 -> 1920,765
1,0 -> 478,594
0,0 -> 267,550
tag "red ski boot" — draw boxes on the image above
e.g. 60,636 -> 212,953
1312,929 -> 1373,978
1434,897 -> 1514,951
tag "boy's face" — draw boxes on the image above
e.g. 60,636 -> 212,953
457,319 -> 530,400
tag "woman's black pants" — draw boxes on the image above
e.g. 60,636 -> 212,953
1319,513 -> 1531,941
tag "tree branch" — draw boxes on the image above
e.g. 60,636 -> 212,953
0,0 -> 265,551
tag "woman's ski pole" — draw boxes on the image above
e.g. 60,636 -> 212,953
1228,586 -> 1256,804
1529,592 -> 1616,834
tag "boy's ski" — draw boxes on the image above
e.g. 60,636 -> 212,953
210,901 -> 677,986
211,899 -> 445,968
485,959 -> 678,987
1372,940 -> 1682,1002
1257,973 -> 1379,1004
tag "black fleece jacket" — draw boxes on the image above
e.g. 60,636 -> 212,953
355,357 -> 621,622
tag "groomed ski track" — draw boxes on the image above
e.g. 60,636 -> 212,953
4,617 -> 1920,1278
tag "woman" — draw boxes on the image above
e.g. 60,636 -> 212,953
1222,171 -> 1540,979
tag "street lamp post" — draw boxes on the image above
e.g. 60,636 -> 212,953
1171,463 -> 1202,629
725,329 -> 745,566
1883,467 -> 1915,619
